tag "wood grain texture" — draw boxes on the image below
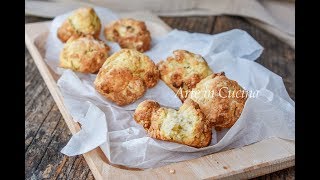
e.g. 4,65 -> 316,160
25,15 -> 295,179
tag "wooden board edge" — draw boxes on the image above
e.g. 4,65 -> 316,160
215,155 -> 295,179
226,156 -> 294,179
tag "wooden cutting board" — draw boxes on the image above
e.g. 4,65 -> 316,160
25,17 -> 294,179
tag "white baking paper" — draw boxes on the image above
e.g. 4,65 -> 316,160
44,7 -> 295,169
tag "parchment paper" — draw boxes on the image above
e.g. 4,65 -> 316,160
44,7 -> 295,169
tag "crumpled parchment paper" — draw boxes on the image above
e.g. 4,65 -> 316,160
44,7 -> 295,169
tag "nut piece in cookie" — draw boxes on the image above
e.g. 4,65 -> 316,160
188,72 -> 247,130
57,7 -> 101,43
59,36 -> 110,73
94,49 -> 159,106
104,18 -> 151,52
157,50 -> 213,102
134,99 -> 212,148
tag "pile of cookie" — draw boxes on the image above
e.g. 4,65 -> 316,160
57,7 -> 247,148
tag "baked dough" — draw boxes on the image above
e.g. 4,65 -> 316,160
57,7 -> 101,43
94,49 -> 159,106
188,72 -> 247,130
59,36 -> 110,73
157,50 -> 213,101
104,18 -> 151,52
134,99 -> 212,148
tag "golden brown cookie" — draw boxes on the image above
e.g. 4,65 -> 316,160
188,72 -> 247,130
94,49 -> 159,106
57,7 -> 101,43
157,50 -> 213,102
134,99 -> 212,148
59,36 -> 110,73
104,18 -> 151,52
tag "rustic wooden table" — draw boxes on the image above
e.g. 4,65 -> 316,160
25,15 -> 295,179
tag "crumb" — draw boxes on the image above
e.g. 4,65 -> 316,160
223,166 -> 228,169
169,169 -> 175,174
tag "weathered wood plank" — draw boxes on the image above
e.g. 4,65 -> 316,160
25,47 -> 56,151
33,116 -> 94,180
161,16 -> 215,34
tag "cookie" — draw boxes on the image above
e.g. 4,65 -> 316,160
157,50 -> 213,101
104,18 -> 151,52
94,49 -> 159,106
134,99 -> 212,148
57,7 -> 101,43
59,35 -> 110,73
188,72 -> 247,130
